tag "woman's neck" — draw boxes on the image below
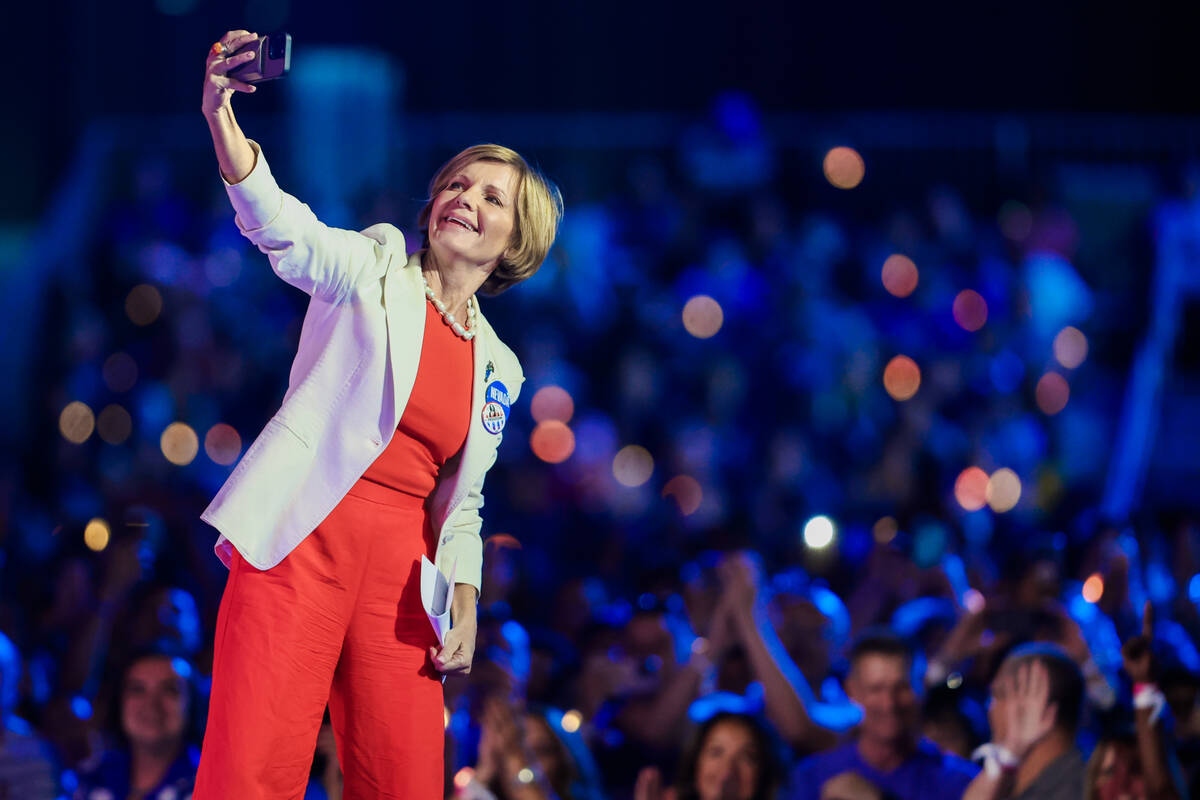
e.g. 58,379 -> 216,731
422,251 -> 488,322
130,739 -> 180,793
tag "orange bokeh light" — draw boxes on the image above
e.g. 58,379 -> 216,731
1082,573 -> 1104,604
682,295 -> 724,339
205,423 -> 243,466
531,386 -> 575,424
1036,373 -> 1070,415
954,467 -> 990,512
530,420 -> 575,464
883,355 -> 921,401
823,147 -> 865,190
881,255 -> 919,298
953,290 -> 988,332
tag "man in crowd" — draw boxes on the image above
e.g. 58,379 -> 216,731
963,643 -> 1085,800
788,631 -> 977,800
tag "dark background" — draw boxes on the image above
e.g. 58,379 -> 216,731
8,0 -> 1200,223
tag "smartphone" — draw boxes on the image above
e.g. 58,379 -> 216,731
227,32 -> 291,83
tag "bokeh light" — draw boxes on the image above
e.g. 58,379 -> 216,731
530,420 -> 576,464
682,295 -> 724,339
803,515 -> 836,549
964,588 -> 986,614
881,254 -> 919,298
97,405 -> 132,445
612,445 -> 654,487
954,467 -> 990,512
59,401 -> 95,444
84,518 -> 110,552
823,146 -> 865,190
952,290 -> 988,332
125,284 -> 163,326
530,385 -> 575,424
444,706 -> 452,730
561,709 -> 583,733
873,516 -> 898,544
883,355 -> 921,401
662,475 -> 703,515
1082,573 -> 1104,604
160,422 -> 199,466
1035,372 -> 1070,415
453,768 -> 474,789
204,423 -> 243,466
986,468 -> 1022,512
102,352 -> 138,393
517,768 -> 535,785
1053,327 -> 1088,369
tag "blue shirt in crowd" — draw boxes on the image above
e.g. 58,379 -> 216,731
787,738 -> 977,800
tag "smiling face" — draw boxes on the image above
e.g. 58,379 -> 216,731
427,159 -> 519,274
695,719 -> 761,800
121,656 -> 188,750
847,653 -> 919,747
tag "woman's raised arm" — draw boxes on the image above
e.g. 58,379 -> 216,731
202,30 -> 260,184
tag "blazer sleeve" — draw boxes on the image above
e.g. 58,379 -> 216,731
222,139 -> 398,303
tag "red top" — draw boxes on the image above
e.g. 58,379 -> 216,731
357,300 -> 474,500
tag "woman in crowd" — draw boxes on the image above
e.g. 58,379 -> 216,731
196,28 -> 562,798
73,650 -> 199,800
635,711 -> 782,800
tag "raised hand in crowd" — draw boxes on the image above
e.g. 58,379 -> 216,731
468,695 -> 557,800
1100,602 -> 1183,800
715,552 -> 840,753
633,766 -> 677,800
963,647 -> 1088,800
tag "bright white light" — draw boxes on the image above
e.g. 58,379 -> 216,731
803,515 -> 836,549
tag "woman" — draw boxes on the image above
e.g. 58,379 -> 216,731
74,651 -> 200,800
634,712 -> 782,800
195,29 -> 562,799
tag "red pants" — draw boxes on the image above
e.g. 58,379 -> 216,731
194,482 -> 444,799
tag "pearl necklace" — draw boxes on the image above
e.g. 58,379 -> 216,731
421,272 -> 477,341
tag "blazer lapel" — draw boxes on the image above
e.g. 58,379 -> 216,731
458,311 -> 495,496
381,252 -> 427,429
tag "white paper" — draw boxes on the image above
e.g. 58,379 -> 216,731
421,555 -> 456,645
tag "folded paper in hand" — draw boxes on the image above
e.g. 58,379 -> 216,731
421,555 -> 455,645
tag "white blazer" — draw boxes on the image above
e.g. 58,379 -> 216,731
200,140 -> 523,592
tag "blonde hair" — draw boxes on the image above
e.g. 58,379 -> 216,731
417,144 -> 563,295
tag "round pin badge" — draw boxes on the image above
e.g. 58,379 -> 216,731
481,380 -> 511,435
481,401 -> 507,434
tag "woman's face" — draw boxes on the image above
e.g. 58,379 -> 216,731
428,159 -> 518,273
695,720 -> 761,800
121,656 -> 188,749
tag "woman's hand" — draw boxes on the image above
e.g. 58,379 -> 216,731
431,583 -> 479,674
202,30 -> 260,117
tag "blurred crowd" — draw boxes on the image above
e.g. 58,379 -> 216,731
3,97 -> 1200,799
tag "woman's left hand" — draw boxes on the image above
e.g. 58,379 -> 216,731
431,584 -> 479,674
431,622 -> 477,674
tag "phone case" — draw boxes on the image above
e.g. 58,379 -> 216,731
227,33 -> 291,83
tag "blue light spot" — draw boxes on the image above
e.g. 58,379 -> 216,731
71,695 -> 93,720
1189,574 -> 1200,603
171,657 -> 193,680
